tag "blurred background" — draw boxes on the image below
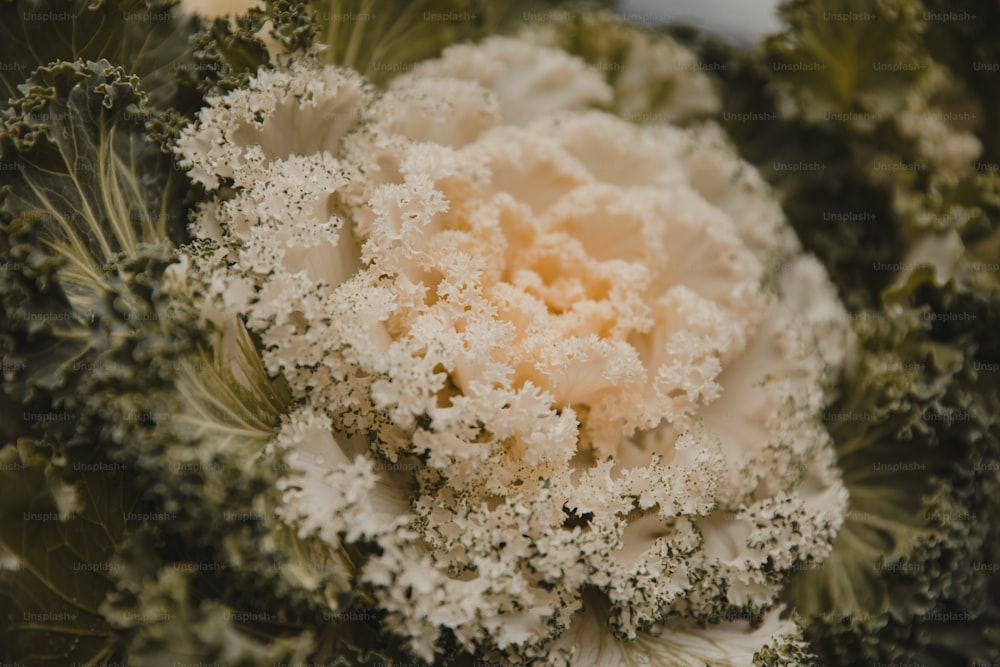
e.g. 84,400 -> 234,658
621,0 -> 781,40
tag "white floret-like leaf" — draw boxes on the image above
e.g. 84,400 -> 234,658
404,36 -> 614,126
271,407 -> 412,547
177,62 -> 372,190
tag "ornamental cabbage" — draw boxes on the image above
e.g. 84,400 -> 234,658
176,34 -> 853,665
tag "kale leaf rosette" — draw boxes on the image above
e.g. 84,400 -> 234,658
1,1 -> 998,666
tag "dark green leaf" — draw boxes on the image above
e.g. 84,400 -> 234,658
0,0 -> 201,112
0,442 -> 137,665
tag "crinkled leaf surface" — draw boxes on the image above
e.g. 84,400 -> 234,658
0,60 -> 194,461
1,59 -> 187,293
0,0 -> 200,111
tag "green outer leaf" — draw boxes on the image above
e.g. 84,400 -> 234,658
1,60 -> 187,296
782,304 -> 953,615
307,0 -> 575,84
0,0 -> 201,112
0,60 -> 195,463
0,442 -> 137,665
921,0 -> 1000,164
764,0 -> 928,122
780,260 -> 1000,664
176,1 -> 287,100
103,555 -> 315,667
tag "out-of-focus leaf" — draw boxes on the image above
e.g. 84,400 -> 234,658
0,442 -> 137,665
